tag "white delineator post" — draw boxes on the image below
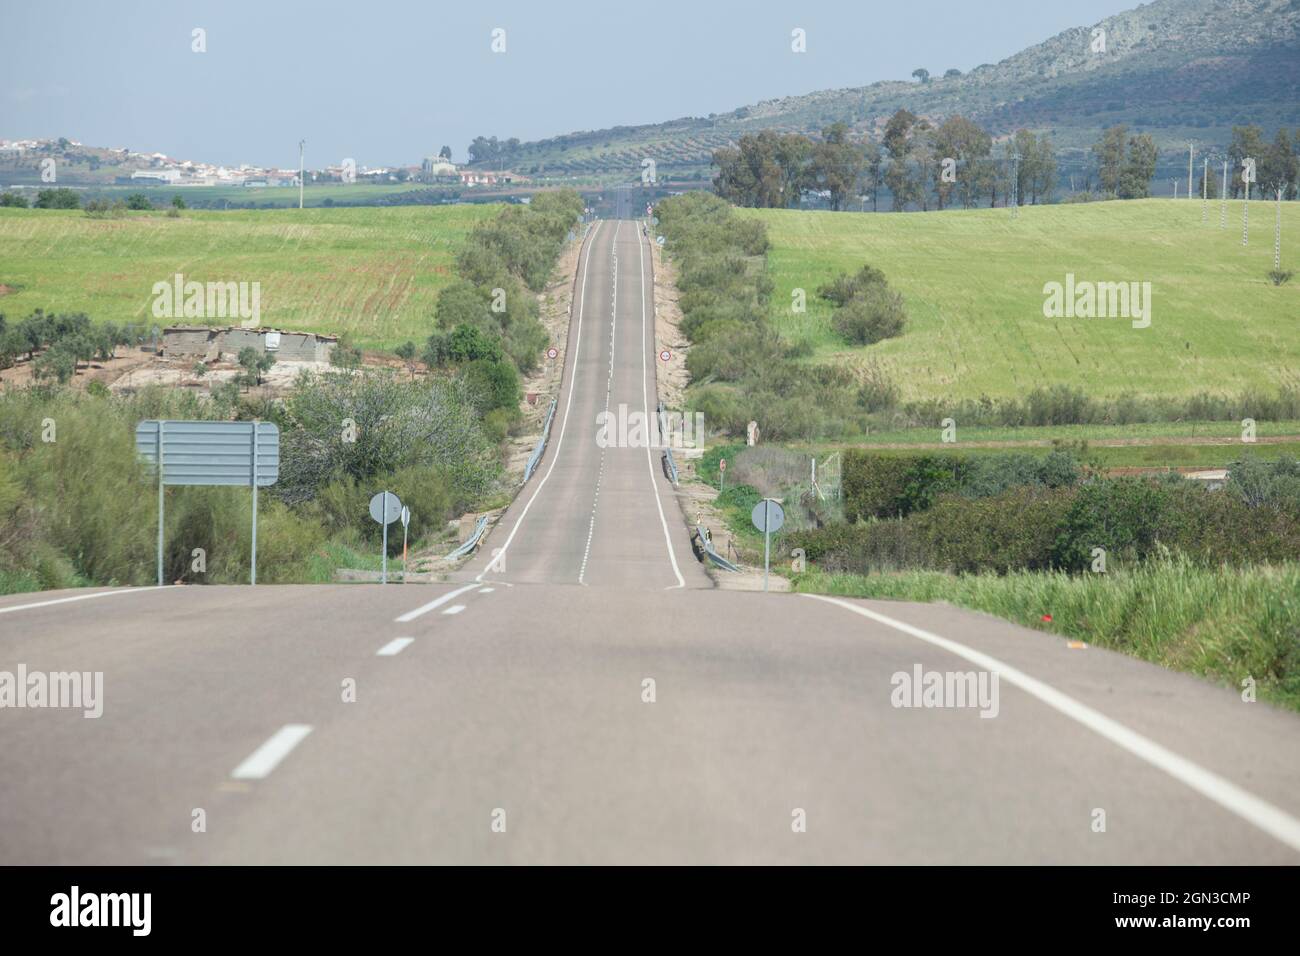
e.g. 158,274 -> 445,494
251,421 -> 259,586
156,420 -> 164,586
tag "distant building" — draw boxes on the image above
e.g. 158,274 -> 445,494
422,158 -> 458,180
131,169 -> 180,183
162,327 -> 338,363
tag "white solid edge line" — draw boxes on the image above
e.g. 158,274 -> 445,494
0,586 -> 168,615
442,605 -> 466,616
636,223 -> 685,589
475,220 -> 604,583
376,637 -> 414,656
394,582 -> 481,623
231,724 -> 313,780
800,592 -> 1300,854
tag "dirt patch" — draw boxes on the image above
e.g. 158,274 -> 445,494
649,235 -> 690,410
504,227 -> 586,481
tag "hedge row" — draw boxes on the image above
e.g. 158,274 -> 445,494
790,463 -> 1300,576
842,449 -> 1081,520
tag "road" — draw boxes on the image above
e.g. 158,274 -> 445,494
1,221 -> 1298,864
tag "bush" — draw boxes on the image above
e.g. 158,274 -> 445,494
1051,477 -> 1182,571
462,357 -> 519,412
34,188 -> 80,209
832,285 -> 907,345
1227,455 -> 1300,511
843,452 -> 970,520
277,369 -> 498,509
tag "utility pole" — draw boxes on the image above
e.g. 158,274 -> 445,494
1276,187 -> 1284,272
298,139 -> 305,210
1010,152 -> 1019,218
1243,160 -> 1252,247
1220,160 -> 1228,228
1171,179 -> 1178,200
1202,157 -> 1208,222
1187,142 -> 1194,200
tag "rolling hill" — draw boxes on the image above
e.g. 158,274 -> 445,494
484,0 -> 1300,181
743,197 -> 1300,402
0,205 -> 494,349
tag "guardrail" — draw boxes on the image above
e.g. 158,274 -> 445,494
524,398 -> 558,483
444,515 -> 489,561
657,402 -> 679,486
694,524 -> 741,573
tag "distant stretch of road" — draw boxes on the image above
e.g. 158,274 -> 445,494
1,221 -> 1297,864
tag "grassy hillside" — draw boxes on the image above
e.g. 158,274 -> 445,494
480,0 -> 1298,180
0,204 -> 496,349
743,199 -> 1300,402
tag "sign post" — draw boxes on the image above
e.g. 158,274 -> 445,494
719,457 -> 726,494
400,506 -> 411,583
137,420 -> 280,587
750,498 -> 785,593
369,491 -> 402,584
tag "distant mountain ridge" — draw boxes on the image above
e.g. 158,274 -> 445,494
483,0 -> 1300,180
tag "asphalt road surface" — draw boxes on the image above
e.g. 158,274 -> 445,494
1,221 -> 1298,865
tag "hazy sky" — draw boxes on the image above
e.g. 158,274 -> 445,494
3,0 -> 1137,168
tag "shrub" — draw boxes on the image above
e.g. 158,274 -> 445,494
462,357 -> 519,412
832,284 -> 907,345
843,452 -> 970,520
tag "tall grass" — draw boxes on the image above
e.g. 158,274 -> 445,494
795,559 -> 1300,711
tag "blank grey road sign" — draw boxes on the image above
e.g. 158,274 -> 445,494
751,499 -> 785,533
369,492 -> 402,524
136,420 -> 279,486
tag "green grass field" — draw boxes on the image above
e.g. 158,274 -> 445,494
743,199 -> 1300,402
0,204 -> 497,349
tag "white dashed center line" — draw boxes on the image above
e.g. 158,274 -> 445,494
231,724 -> 313,780
442,605 -> 466,616
376,637 -> 414,656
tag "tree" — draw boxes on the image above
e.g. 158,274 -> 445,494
1228,125 -> 1266,198
330,333 -> 363,372
395,340 -> 417,377
863,141 -> 884,211
712,131 -> 810,208
34,188 -> 80,209
1259,128 -> 1298,200
463,357 -> 519,412
1118,133 -> 1157,199
1092,125 -> 1128,196
171,194 -> 186,209
808,123 -> 863,211
0,192 -> 29,207
237,346 -> 275,387
944,68 -> 962,78
932,115 -> 991,209
712,134 -> 784,208
911,68 -> 930,84
125,193 -> 152,210
1031,134 -> 1058,204
33,343 -> 76,384
439,145 -> 453,160
882,110 -> 929,210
